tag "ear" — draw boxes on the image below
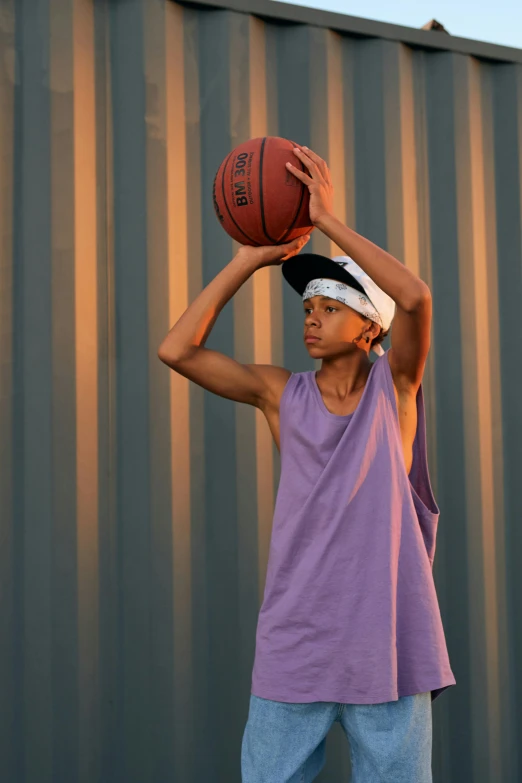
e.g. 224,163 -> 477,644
367,321 -> 381,340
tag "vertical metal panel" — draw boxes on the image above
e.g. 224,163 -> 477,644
0,0 -> 15,779
493,63 -> 522,782
1,1 -> 521,781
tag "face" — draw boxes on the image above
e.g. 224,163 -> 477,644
303,294 -> 379,356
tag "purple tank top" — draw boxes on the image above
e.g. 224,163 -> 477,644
251,351 -> 456,704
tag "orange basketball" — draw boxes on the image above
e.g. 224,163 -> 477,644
212,136 -> 314,246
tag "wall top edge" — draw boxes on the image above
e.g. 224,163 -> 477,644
176,0 -> 522,64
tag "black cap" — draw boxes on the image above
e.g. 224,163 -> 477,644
281,253 -> 366,298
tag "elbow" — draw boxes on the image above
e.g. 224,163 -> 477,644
157,344 -> 171,365
157,340 -> 195,366
400,282 -> 432,314
157,343 -> 172,366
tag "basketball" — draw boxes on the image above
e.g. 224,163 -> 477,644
212,136 -> 314,246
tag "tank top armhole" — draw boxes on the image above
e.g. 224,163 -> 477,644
279,372 -> 299,417
277,373 -> 299,454
381,350 -> 439,518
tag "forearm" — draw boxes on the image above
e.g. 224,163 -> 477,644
158,252 -> 259,361
316,214 -> 430,311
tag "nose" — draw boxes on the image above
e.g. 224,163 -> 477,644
305,312 -> 320,327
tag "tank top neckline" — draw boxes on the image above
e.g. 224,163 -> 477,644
311,360 -> 378,421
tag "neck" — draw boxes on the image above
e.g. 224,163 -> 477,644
316,352 -> 372,395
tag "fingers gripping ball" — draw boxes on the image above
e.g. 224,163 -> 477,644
213,137 -> 314,246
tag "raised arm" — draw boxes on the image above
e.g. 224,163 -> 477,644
310,212 -> 431,392
286,145 -> 431,392
157,235 -> 311,407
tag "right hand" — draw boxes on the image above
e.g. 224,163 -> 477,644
236,232 -> 312,269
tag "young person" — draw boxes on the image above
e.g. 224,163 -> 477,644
158,145 -> 456,782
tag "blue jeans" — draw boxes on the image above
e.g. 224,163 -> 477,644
241,692 -> 432,782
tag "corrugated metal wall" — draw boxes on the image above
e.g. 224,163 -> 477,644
1,0 -> 521,781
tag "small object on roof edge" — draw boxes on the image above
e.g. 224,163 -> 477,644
422,19 -> 450,33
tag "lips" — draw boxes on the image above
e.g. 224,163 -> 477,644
305,334 -> 320,343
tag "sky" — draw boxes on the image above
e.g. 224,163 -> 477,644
272,0 -> 522,49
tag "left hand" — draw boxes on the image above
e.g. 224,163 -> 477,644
286,145 -> 334,226
237,233 -> 311,269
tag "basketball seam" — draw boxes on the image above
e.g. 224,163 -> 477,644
259,138 -> 277,244
279,155 -> 308,243
221,151 -> 258,246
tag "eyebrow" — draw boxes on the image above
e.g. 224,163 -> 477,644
303,296 -> 337,303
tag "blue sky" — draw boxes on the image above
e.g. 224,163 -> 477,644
272,0 -> 522,49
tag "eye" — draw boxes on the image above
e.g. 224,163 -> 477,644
326,306 -> 337,312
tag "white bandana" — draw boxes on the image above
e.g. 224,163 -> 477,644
302,278 -> 385,356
